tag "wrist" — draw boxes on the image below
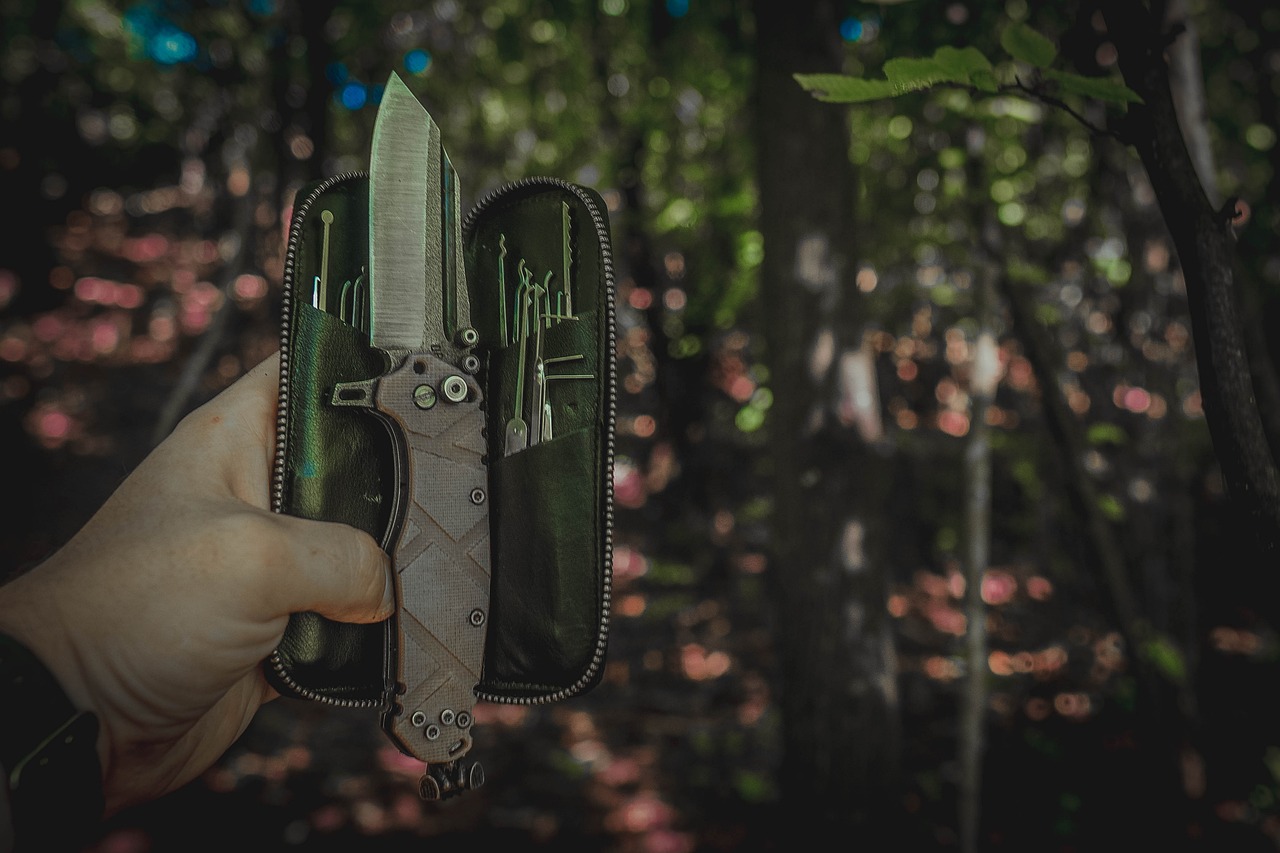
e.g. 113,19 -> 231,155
0,560 -> 111,781
0,629 -> 104,851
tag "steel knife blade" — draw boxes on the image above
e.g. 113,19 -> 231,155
332,71 -> 490,785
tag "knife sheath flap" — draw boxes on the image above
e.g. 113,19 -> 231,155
268,173 -> 613,708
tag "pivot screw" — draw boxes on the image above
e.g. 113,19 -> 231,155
413,384 -> 437,409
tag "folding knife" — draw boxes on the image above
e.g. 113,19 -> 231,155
330,71 -> 489,799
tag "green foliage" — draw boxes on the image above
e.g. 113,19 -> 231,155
1086,423 -> 1128,446
1096,493 -> 1126,521
647,559 -> 698,585
1142,635 -> 1188,686
883,47 -> 997,93
793,73 -> 897,104
1011,458 -> 1044,501
795,20 -> 1139,108
1000,21 -> 1057,69
796,45 -> 996,101
1007,258 -> 1051,285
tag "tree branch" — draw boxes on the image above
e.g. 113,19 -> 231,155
1100,0 -> 1280,557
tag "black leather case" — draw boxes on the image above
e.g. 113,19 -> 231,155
266,173 -> 614,710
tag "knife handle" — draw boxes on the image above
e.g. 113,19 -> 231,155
334,351 -> 490,765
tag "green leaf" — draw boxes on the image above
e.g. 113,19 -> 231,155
1001,22 -> 1057,69
1086,423 -> 1128,446
1043,69 -> 1143,104
935,45 -> 993,80
798,46 -> 1000,103
884,56 -> 956,93
970,69 -> 1000,93
794,73 -> 898,103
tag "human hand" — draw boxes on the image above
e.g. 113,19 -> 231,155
0,352 -> 393,815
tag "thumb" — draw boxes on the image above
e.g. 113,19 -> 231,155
268,514 -> 394,624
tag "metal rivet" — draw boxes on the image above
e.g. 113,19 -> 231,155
413,384 -> 437,409
461,354 -> 480,374
470,488 -> 485,505
411,711 -> 427,727
425,724 -> 440,740
441,375 -> 468,403
457,327 -> 479,347
469,608 -> 485,627
440,709 -> 456,726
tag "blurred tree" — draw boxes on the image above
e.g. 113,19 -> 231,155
755,0 -> 902,841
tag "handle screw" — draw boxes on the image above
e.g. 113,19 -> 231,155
441,375 -> 468,403
469,608 -> 485,627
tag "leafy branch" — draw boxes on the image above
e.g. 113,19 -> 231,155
794,22 -> 1141,137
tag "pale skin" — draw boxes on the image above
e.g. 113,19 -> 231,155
0,352 -> 393,816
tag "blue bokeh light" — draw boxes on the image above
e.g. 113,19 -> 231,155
248,0 -> 276,15
839,16 -> 864,42
124,3 -> 198,65
666,0 -> 689,17
340,82 -> 368,110
404,49 -> 431,75
148,26 -> 197,64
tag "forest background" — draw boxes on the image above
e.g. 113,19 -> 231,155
2,0 -> 1280,851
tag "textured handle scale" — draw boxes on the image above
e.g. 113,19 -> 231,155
370,352 -> 489,765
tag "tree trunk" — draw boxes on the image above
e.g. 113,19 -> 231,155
959,215 -> 998,853
753,0 -> 901,840
1101,0 -> 1280,563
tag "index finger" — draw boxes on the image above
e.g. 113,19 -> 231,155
162,351 -> 282,508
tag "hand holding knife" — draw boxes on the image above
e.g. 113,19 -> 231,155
269,68 -> 615,804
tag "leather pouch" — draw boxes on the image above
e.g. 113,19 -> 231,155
266,172 -> 614,713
